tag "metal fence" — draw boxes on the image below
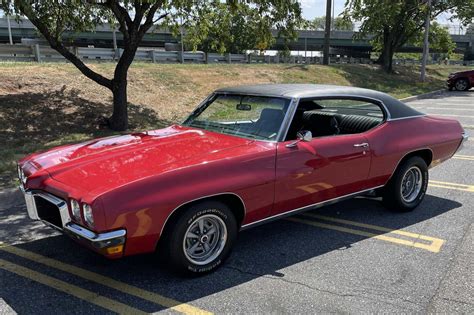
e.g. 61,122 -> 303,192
0,44 -> 473,66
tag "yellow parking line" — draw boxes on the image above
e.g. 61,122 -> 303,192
0,259 -> 147,314
429,180 -> 474,192
0,246 -> 212,315
287,215 -> 444,253
453,154 -> 474,161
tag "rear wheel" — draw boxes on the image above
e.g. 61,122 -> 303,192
382,156 -> 428,212
164,201 -> 237,275
454,78 -> 470,91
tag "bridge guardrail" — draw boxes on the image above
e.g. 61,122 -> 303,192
0,44 -> 473,66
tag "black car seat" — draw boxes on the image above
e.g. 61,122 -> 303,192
254,108 -> 285,139
302,111 -> 341,137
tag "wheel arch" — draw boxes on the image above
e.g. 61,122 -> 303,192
389,148 -> 433,181
157,193 -> 246,248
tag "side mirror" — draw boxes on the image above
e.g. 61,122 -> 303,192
286,130 -> 312,148
297,130 -> 312,142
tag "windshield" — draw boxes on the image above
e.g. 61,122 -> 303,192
183,94 -> 291,141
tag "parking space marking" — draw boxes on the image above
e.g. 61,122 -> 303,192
287,214 -> 445,253
453,154 -> 474,161
429,180 -> 474,192
0,258 -> 147,314
0,246 -> 212,315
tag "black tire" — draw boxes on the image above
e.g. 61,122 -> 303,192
454,78 -> 470,91
164,201 -> 237,275
382,156 -> 428,212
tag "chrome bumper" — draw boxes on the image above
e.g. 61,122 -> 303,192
21,187 -> 126,250
456,131 -> 469,153
63,224 -> 126,249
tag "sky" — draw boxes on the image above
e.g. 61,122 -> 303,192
299,0 -> 458,24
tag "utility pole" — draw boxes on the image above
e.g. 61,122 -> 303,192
180,16 -> 184,63
7,14 -> 13,45
323,0 -> 332,65
420,0 -> 431,82
332,0 -> 335,31
304,36 -> 307,60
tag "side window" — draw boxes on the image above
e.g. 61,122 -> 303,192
285,98 -> 385,140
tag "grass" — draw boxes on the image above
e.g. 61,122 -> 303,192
0,62 -> 467,188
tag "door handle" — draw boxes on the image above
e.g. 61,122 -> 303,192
353,143 -> 369,148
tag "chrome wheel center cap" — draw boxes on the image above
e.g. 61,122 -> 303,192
200,235 -> 209,243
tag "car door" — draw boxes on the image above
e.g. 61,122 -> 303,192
272,132 -> 372,216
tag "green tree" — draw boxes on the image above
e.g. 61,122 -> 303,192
1,1 -> 302,131
344,0 -> 474,73
183,2 -> 303,54
305,16 -> 354,31
423,22 -> 456,55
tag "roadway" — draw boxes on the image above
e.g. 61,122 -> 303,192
0,90 -> 473,313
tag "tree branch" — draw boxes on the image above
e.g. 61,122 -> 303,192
137,1 -> 166,39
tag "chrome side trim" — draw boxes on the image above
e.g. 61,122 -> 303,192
240,185 -> 384,230
386,114 -> 427,122
277,97 -> 299,142
159,192 -> 247,237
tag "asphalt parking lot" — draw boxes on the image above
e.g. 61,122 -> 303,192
0,90 -> 473,314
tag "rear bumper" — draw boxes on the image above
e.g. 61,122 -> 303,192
21,187 -> 126,257
455,131 -> 469,154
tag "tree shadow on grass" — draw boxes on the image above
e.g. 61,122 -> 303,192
0,87 -> 171,188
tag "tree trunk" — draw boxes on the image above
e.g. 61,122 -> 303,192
374,28 -> 396,73
109,78 -> 128,131
381,46 -> 394,73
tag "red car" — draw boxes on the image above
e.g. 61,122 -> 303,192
18,84 -> 467,274
447,69 -> 474,91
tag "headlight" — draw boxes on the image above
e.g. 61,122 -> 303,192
83,203 -> 94,227
70,199 -> 81,221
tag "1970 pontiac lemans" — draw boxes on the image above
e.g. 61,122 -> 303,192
18,84 -> 468,274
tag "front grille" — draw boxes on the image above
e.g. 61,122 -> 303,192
35,196 -> 63,228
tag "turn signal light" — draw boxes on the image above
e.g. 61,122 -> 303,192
104,245 -> 124,255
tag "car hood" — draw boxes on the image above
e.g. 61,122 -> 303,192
23,125 -> 251,194
452,70 -> 474,76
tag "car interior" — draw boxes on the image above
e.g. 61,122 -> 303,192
284,98 -> 385,141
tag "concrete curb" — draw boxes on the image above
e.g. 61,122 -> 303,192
400,89 -> 446,103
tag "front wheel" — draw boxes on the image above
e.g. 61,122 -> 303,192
382,156 -> 428,212
165,201 -> 237,275
454,78 -> 470,91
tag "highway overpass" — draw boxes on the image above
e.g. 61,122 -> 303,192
1,17 -> 472,59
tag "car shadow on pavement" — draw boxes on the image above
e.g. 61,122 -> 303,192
0,194 -> 462,313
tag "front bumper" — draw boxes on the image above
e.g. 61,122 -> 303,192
21,187 -> 126,256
